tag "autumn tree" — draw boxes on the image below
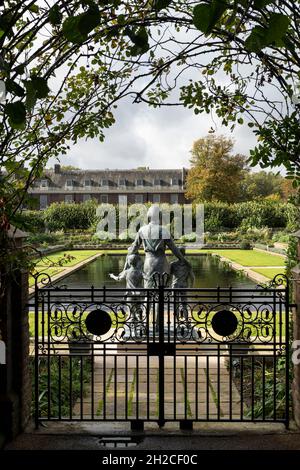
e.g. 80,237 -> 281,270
185,135 -> 248,203
281,178 -> 300,202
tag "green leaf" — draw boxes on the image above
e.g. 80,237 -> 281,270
62,7 -> 101,44
244,26 -> 266,52
4,101 -> 26,129
49,4 -> 63,26
14,64 -> 25,75
0,29 -> 4,39
193,5 -> 211,34
245,13 -> 290,52
62,16 -> 86,44
0,57 -> 10,71
253,0 -> 274,9
30,76 -> 50,99
0,12 -> 14,39
265,13 -> 290,45
193,0 -> 227,35
152,0 -> 172,10
24,81 -> 37,110
126,27 -> 149,55
28,4 -> 39,14
78,6 -> 101,36
117,14 -> 126,26
5,79 -> 25,97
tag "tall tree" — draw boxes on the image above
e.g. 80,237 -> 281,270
185,135 -> 248,203
241,171 -> 284,200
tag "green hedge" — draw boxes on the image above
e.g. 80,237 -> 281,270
18,210 -> 45,232
21,200 -> 299,233
43,200 -> 98,231
203,201 -> 299,231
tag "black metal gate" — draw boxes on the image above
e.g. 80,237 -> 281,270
33,273 -> 290,429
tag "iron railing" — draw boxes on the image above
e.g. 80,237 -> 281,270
33,273 -> 290,429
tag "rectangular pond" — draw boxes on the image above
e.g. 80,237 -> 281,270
55,254 -> 257,289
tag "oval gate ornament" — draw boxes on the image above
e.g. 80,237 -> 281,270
211,309 -> 238,337
85,309 -> 112,336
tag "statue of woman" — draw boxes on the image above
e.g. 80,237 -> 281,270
128,205 -> 190,288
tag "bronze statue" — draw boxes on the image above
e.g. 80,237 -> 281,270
128,205 -> 190,287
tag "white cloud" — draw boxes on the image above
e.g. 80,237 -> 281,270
49,98 -> 259,170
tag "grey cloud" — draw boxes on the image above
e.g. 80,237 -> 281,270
49,95 -> 261,170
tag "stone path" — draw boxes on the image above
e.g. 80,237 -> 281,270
73,353 -> 241,421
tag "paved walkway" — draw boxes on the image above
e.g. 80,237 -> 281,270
72,354 -> 240,421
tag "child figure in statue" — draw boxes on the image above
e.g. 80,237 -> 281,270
109,253 -> 144,326
170,247 -> 194,322
109,253 -> 143,290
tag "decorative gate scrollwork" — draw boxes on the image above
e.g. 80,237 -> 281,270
33,272 -> 290,429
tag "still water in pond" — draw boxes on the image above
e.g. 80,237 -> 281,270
57,254 -> 256,289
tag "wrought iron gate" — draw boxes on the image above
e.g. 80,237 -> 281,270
33,273 -> 290,428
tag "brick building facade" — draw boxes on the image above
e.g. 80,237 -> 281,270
28,165 -> 188,209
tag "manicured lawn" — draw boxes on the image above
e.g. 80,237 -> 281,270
251,267 -> 285,279
34,250 -> 99,267
29,267 -> 64,287
30,250 -> 101,286
206,249 -> 285,267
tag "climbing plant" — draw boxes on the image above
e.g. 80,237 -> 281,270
1,0 -> 300,236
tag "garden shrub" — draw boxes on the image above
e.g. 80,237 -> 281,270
27,232 -> 61,246
44,200 -> 98,231
240,240 -> 252,250
18,210 -> 45,232
91,231 -> 116,242
272,231 -> 291,243
203,202 -> 237,231
29,200 -> 298,236
180,232 -> 197,243
31,356 -> 91,418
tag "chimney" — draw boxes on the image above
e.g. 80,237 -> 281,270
54,164 -> 61,174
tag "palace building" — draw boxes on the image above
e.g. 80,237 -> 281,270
28,165 -> 188,209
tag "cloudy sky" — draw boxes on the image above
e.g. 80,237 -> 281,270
48,98 -> 259,170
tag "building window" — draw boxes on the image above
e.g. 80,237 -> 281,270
65,194 -> 74,203
40,194 -> 48,209
170,194 -> 178,204
40,179 -> 48,188
135,194 -> 143,203
119,179 -> 126,188
118,195 -> 127,205
66,179 -> 73,189
101,179 -> 109,189
84,179 -> 92,188
136,179 -> 143,187
153,194 -> 160,203
100,194 -> 108,203
83,194 -> 91,202
171,177 -> 179,186
154,178 -> 161,187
